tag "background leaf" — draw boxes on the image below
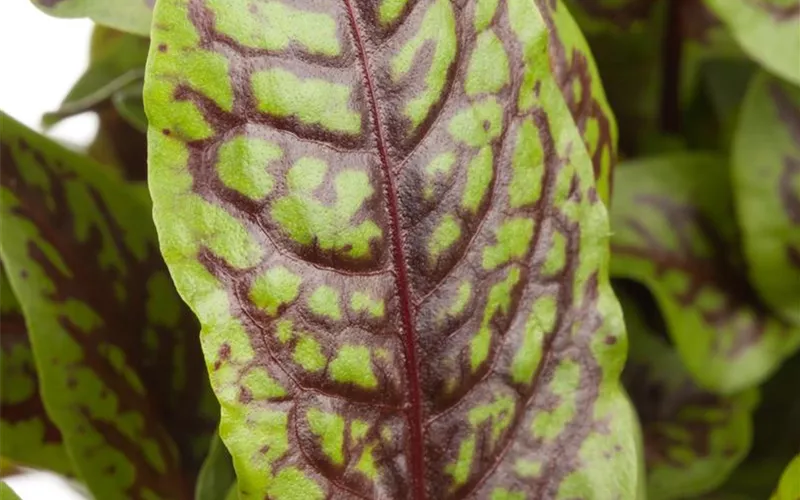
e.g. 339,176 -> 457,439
702,0 -> 800,86
0,112 -> 215,499
0,482 -> 22,500
145,0 -> 637,497
771,454 -> 800,499
617,283 -> 756,500
610,154 -> 800,392
733,71 -> 800,325
194,431 -> 235,500
30,0 -> 153,37
0,266 -> 73,476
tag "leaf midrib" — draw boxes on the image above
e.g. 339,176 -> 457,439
341,3 -> 427,498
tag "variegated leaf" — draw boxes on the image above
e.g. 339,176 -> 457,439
0,265 -> 72,476
610,154 -> 800,393
733,72 -> 800,325
145,0 -> 637,498
0,112 -> 216,499
30,0 -> 153,37
772,454 -> 800,500
702,0 -> 800,86
617,284 -> 756,500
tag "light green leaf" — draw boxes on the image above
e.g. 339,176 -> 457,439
772,454 -> 800,499
610,154 -> 800,393
733,71 -> 800,325
30,0 -> 153,37
703,0 -> 800,86
0,482 -> 22,500
195,430 -> 235,500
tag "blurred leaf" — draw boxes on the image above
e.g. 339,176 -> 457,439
610,154 -> 800,392
772,454 -> 800,499
0,482 -> 22,500
0,112 -> 215,499
30,0 -> 153,37
0,267 -> 72,476
702,0 -> 800,86
618,283 -> 757,499
733,71 -> 800,325
194,431 -> 235,500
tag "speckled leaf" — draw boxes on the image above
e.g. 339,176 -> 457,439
0,266 -> 72,476
145,0 -> 638,498
30,0 -> 153,37
533,0 -> 618,204
0,482 -> 22,500
43,27 -> 149,131
563,0 -> 664,154
702,0 -> 800,86
610,154 -> 800,393
195,430 -> 235,500
617,285 -> 756,500
733,72 -> 800,326
0,112 -> 216,499
772,454 -> 800,499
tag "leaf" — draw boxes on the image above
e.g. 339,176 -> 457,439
702,0 -> 800,86
772,454 -> 800,499
43,27 -> 149,131
194,430 -> 235,500
30,0 -> 153,37
617,283 -> 757,500
87,105 -> 149,182
733,72 -> 800,325
0,112 -> 216,499
533,0 -> 619,204
610,154 -> 800,393
145,0 -> 638,498
0,482 -> 22,500
0,266 -> 73,476
563,0 -> 665,154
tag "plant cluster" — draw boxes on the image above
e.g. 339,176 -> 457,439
1,0 -> 798,499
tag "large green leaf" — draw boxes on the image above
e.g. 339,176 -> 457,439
534,0 -> 618,204
772,454 -> 800,499
733,72 -> 800,325
145,0 -> 637,497
610,154 -> 800,393
0,113 -> 215,499
702,0 -> 800,86
30,0 -> 153,37
0,266 -> 72,476
617,284 -> 756,500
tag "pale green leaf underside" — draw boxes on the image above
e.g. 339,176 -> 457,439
30,0 -> 153,37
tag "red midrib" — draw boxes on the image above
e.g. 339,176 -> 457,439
341,2 -> 427,498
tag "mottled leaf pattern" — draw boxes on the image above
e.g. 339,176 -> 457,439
563,0 -> 664,153
535,0 -> 618,204
772,454 -> 800,500
30,0 -> 154,37
0,113 -> 215,499
610,154 -> 800,393
702,0 -> 800,86
0,266 -> 72,476
618,285 -> 756,500
145,0 -> 637,498
733,72 -> 800,325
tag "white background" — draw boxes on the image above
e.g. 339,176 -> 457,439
2,1 -> 94,498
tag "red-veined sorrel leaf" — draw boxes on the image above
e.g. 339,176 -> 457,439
563,0 -> 664,154
616,284 -> 756,500
145,0 -> 637,497
0,482 -> 22,500
535,0 -> 618,204
0,112 -> 216,499
195,431 -> 235,500
733,72 -> 800,326
0,265 -> 72,476
610,154 -> 800,393
772,454 -> 800,499
30,0 -> 153,37
702,0 -> 800,86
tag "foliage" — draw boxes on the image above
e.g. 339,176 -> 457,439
1,0 -> 797,498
